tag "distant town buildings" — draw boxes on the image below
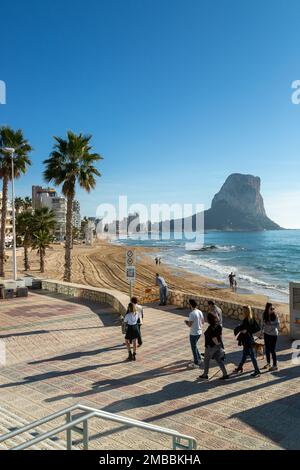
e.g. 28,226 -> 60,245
31,186 -> 81,241
32,185 -> 56,210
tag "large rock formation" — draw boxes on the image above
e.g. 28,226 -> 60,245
204,174 -> 281,230
156,173 -> 282,232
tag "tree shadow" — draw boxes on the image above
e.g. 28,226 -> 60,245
74,364 -> 300,447
28,344 -> 125,364
231,390 -> 300,449
32,290 -> 121,327
44,360 -> 190,403
0,326 -> 103,339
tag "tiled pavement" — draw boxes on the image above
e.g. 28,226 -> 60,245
0,290 -> 299,450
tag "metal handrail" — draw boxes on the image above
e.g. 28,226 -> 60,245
0,404 -> 197,450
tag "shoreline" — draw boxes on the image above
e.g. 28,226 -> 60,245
3,239 -> 288,316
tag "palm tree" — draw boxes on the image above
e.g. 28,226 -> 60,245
0,127 -> 32,277
15,197 -> 24,215
31,207 -> 56,234
23,197 -> 32,211
32,229 -> 53,273
44,131 -> 102,282
16,210 -> 33,271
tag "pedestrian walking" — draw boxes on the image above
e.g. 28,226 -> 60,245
261,302 -> 280,371
199,313 -> 229,380
123,302 -> 140,361
185,299 -> 204,369
131,296 -> 144,347
233,305 -> 261,377
208,300 -> 223,325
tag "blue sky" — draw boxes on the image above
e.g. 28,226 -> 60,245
1,0 -> 300,227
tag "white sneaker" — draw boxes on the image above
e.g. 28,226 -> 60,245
187,362 -> 197,369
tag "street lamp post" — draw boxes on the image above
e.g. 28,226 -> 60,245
2,147 -> 17,281
10,149 -> 17,281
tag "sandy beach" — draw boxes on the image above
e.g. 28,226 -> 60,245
3,239 -> 288,315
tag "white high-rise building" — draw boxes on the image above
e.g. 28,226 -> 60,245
72,200 -> 81,230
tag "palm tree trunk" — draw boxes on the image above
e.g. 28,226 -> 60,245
40,249 -> 45,273
64,195 -> 73,282
24,245 -> 30,271
0,176 -> 9,278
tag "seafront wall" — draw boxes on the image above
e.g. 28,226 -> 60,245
38,279 -> 289,334
41,280 -> 128,316
140,289 -> 290,334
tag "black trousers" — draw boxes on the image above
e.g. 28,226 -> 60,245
137,324 -> 142,346
264,333 -> 277,366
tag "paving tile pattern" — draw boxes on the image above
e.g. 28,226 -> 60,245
0,291 -> 299,450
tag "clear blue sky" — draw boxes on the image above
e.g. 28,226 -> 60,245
1,0 -> 300,227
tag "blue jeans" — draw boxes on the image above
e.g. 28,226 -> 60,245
159,286 -> 168,304
190,334 -> 201,364
239,345 -> 260,372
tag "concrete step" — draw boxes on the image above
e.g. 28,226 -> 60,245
0,406 -> 73,450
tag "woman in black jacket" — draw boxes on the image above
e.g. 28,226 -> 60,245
234,305 -> 261,377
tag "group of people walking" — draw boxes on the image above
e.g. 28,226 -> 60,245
185,299 -> 279,379
122,272 -> 280,377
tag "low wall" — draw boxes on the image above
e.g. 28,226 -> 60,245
140,288 -> 290,334
38,280 -> 289,334
41,280 -> 129,317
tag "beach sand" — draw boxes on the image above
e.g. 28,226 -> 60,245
3,239 -> 288,315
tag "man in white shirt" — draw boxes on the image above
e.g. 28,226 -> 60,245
131,297 -> 143,347
185,299 -> 204,369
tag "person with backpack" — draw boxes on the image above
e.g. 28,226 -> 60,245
185,299 -> 205,369
199,312 -> 229,380
261,302 -> 280,371
233,305 -> 261,377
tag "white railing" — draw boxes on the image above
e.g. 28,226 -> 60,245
0,404 -> 197,450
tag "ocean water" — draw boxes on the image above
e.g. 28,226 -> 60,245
114,230 -> 300,303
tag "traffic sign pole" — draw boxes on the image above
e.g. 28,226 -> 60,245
126,250 -> 136,299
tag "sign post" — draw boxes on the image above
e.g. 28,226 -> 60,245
126,250 -> 136,299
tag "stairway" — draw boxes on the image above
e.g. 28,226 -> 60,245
0,406 -> 70,450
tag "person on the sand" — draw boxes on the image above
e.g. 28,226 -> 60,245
229,272 -> 235,290
156,273 -> 168,306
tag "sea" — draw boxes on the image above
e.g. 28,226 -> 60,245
113,230 -> 300,303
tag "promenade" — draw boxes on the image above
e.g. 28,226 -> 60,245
0,290 -> 299,450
